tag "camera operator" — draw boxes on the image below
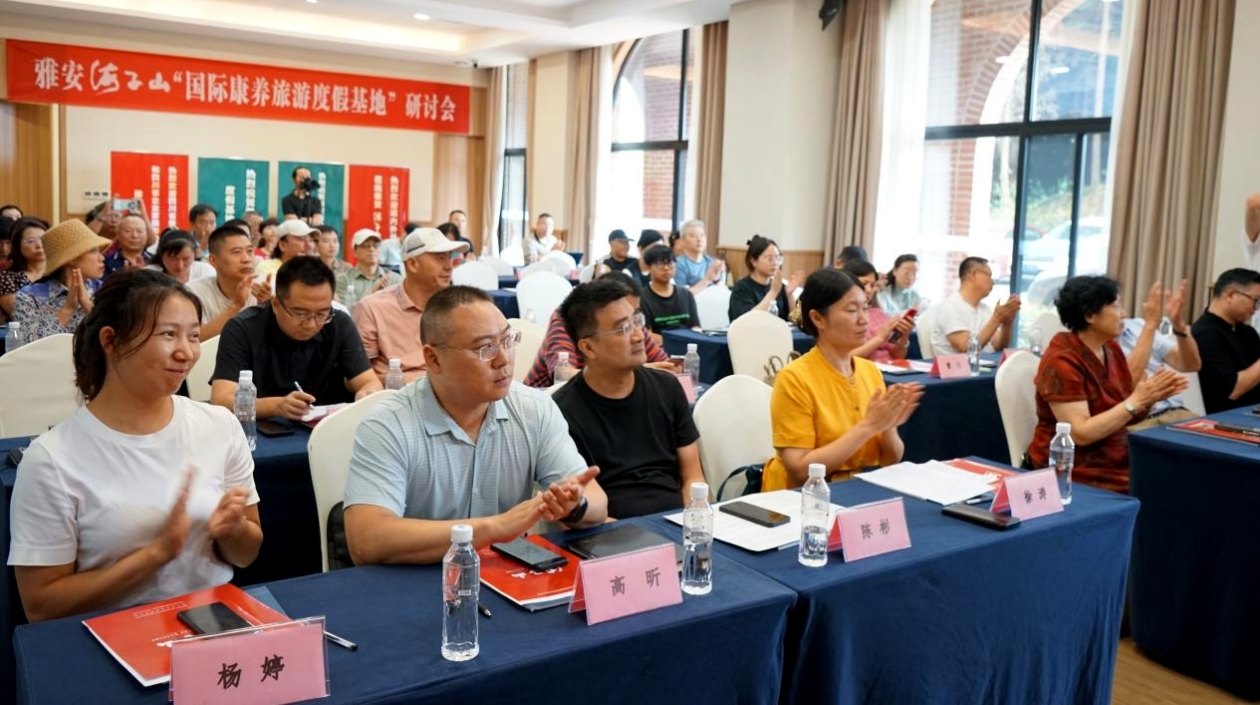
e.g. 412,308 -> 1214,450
282,165 -> 324,226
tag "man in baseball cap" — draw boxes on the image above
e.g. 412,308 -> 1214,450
337,228 -> 401,304
600,229 -> 638,275
257,219 -> 316,282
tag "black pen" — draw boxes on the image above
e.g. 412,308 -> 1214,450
478,602 -> 492,619
324,630 -> 357,651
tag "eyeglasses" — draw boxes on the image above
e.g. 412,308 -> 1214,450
1231,290 -> 1260,309
650,260 -> 676,269
588,313 -> 647,339
277,298 -> 334,326
436,329 -> 522,362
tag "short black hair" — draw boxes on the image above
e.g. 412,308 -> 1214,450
292,165 -> 309,179
222,218 -> 251,236
1054,275 -> 1120,332
537,212 -> 553,221
838,245 -> 868,266
73,268 -> 202,402
275,256 -> 335,300
842,259 -> 878,281
559,278 -> 635,344
799,268 -> 860,337
404,221 -> 423,235
0,204 -> 22,218
449,209 -> 466,218
84,201 -> 108,225
208,225 -> 251,255
261,217 -> 280,231
642,246 -> 675,267
744,235 -> 779,270
1212,268 -> 1260,298
420,285 -> 493,345
7,216 -> 50,273
596,270 -> 641,298
189,203 -> 218,222
154,230 -> 197,273
437,222 -> 461,240
314,224 -> 340,241
959,256 -> 989,279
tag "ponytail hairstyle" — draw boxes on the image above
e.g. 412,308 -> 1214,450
743,234 -> 778,271
886,253 -> 918,289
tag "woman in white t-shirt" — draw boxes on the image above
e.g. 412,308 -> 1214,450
8,268 -> 263,622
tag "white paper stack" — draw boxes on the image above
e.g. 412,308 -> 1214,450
856,460 -> 995,505
664,490 -> 845,552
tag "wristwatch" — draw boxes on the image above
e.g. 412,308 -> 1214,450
561,497 -> 589,524
1123,401 -> 1138,416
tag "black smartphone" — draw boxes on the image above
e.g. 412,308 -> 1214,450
490,538 -> 569,572
719,501 -> 790,528
177,602 -> 253,635
256,420 -> 294,437
941,503 -> 1022,531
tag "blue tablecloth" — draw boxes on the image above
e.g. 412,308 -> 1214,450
1129,407 -> 1260,698
660,328 -> 816,384
13,520 -> 795,704
497,274 -> 519,289
882,364 -> 1010,465
490,289 -> 520,319
646,475 -> 1138,704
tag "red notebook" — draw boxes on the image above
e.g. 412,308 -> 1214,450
1171,418 -> 1260,445
82,583 -> 287,687
945,458 -> 1019,491
478,535 -> 582,612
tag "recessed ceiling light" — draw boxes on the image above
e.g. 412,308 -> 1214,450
413,12 -> 430,20
306,0 -> 317,3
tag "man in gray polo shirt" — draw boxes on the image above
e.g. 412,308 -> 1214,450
344,285 -> 609,565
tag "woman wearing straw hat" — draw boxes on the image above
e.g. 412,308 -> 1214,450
13,220 -> 109,342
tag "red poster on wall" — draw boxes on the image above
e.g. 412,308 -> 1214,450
345,165 -> 410,265
6,40 -> 471,134
110,151 -> 189,232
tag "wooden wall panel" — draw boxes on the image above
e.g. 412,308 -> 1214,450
432,134 -> 485,251
717,246 -> 825,282
0,100 -> 54,221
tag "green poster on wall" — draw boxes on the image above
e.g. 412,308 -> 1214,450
196,158 -> 272,221
278,161 -> 345,234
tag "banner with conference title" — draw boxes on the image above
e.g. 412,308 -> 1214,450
5,40 -> 471,134
110,151 -> 189,232
345,165 -> 409,265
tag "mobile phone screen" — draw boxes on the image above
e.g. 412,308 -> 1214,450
719,501 -> 790,528
177,602 -> 253,635
491,538 -> 568,571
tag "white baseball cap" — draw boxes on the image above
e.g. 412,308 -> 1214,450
276,219 -> 317,240
351,228 -> 383,248
404,227 -> 470,260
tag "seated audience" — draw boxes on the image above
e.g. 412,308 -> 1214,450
633,230 -> 665,286
843,260 -> 914,361
354,228 -> 467,384
336,229 -> 402,303
255,217 -> 280,259
211,256 -> 382,420
601,230 -> 638,275
1028,276 -> 1186,493
8,269 -> 261,621
1118,279 -> 1202,428
243,210 -> 263,241
447,210 -> 477,261
187,203 -> 218,259
640,247 -> 700,337
343,286 -> 608,565
437,221 -> 475,265
674,220 -> 724,293
834,244 -> 868,269
0,204 -> 22,220
255,219 -> 314,282
0,217 -> 48,322
524,212 -> 564,264
14,220 -> 109,341
0,216 -> 11,271
314,225 -> 352,276
728,235 -> 805,323
1192,268 -> 1260,413
930,256 -> 1019,355
186,225 -> 270,339
148,229 -> 213,284
553,280 -> 703,517
102,212 -> 152,278
877,254 -> 923,315
762,269 -> 924,491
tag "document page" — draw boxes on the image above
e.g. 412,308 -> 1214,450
665,490 -> 844,552
857,460 -> 995,505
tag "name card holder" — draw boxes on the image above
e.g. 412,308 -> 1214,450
675,373 -> 697,405
990,469 -> 1063,520
999,347 -> 1031,366
826,497 -> 912,562
169,616 -> 329,705
568,545 -> 682,625
929,353 -> 971,379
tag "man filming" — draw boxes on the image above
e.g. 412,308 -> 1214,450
282,165 -> 324,226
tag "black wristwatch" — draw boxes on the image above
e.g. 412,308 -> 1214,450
561,497 -> 589,524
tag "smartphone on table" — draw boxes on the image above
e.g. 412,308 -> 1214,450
719,501 -> 790,528
490,538 -> 569,572
177,602 -> 253,635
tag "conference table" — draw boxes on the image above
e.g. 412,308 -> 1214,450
645,473 -> 1139,704
660,328 -> 816,385
489,289 -> 520,319
1129,407 -> 1260,699
12,520 -> 796,704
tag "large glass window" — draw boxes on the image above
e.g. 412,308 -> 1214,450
890,0 -> 1124,344
499,62 -> 529,253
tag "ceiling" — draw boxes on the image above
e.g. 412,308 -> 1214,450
0,0 -> 740,67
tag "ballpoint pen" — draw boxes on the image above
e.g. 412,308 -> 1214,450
477,602 -> 492,619
324,630 -> 357,651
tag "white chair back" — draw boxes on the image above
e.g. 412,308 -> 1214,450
728,309 -> 793,384
915,304 -> 941,359
0,334 -> 78,437
515,271 -> 572,325
518,262 -> 553,279
578,263 -> 599,283
480,255 -> 515,276
1031,311 -> 1066,350
543,250 -> 578,270
186,335 -> 220,402
994,350 -> 1040,467
451,261 -> 500,290
693,374 -> 774,499
508,317 -> 546,382
1179,371 -> 1206,416
694,285 -> 732,330
308,390 -> 399,572
499,245 -> 525,267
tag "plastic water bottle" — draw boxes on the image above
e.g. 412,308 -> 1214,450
768,301 -> 780,318
5,322 -> 25,351
683,343 -> 701,386
1049,422 -> 1074,505
385,358 -> 405,390
441,524 -> 480,662
234,370 -> 257,451
553,351 -> 575,383
799,463 -> 831,567
967,331 -> 981,375
524,308 -> 536,325
342,282 -> 357,313
681,482 -> 714,595
1030,327 -> 1043,356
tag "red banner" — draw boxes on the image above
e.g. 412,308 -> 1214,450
6,40 -> 470,134
110,151 -> 189,232
345,165 -> 410,265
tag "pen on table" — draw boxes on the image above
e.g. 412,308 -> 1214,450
324,630 -> 357,651
964,494 -> 994,505
478,602 -> 493,619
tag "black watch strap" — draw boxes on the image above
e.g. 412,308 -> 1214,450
561,497 -> 589,524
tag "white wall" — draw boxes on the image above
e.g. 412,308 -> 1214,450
1212,0 -> 1260,277
530,51 -> 576,230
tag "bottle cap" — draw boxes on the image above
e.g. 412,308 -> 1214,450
388,358 -> 401,368
557,351 -> 569,362
1055,422 -> 1071,435
808,463 -> 826,479
686,343 -> 698,353
451,524 -> 473,543
689,482 -> 709,499
239,370 -> 253,382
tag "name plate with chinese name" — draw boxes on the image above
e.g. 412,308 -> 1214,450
930,353 -> 971,379
999,347 -> 1031,365
990,468 -> 1063,519
827,497 -> 912,562
568,545 -> 682,625
170,617 -> 328,705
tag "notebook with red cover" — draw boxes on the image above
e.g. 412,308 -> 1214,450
82,583 -> 288,687
945,458 -> 1019,491
1171,418 -> 1260,445
478,535 -> 581,612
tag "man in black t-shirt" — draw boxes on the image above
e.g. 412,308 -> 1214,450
639,246 -> 699,340
552,279 -> 704,518
281,165 -> 323,225
1192,268 -> 1260,413
601,229 -> 638,274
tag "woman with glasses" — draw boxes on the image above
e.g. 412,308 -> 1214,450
728,235 -> 805,323
14,220 -> 110,342
0,216 -> 49,323
843,259 -> 914,362
1028,275 -> 1187,493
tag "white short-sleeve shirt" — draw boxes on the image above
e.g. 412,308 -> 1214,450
931,291 -> 994,355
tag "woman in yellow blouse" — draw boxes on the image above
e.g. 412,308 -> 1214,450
762,268 -> 924,491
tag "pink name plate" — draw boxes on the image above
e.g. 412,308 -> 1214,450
990,468 -> 1063,519
170,617 -> 328,705
568,544 -> 682,625
826,497 -> 912,562
930,353 -> 971,379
